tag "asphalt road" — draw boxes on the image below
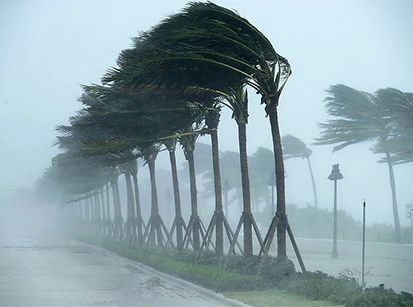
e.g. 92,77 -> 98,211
0,234 -> 242,307
1,203 -> 412,306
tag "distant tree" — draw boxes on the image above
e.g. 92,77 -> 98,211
315,84 -> 404,242
374,89 -> 413,164
249,147 -> 275,208
282,134 -> 319,208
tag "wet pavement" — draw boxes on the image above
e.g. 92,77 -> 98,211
285,238 -> 413,294
0,234 -> 237,306
1,202 -> 412,306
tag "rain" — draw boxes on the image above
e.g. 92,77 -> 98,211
1,1 -> 413,306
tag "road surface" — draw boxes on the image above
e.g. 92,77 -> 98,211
0,234 -> 243,307
285,237 -> 413,294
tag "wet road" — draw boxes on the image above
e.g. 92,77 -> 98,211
0,234 -> 238,306
286,238 -> 413,294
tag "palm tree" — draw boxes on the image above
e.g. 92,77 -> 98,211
163,138 -> 186,250
315,84 -> 404,242
103,2 -> 296,260
79,84 -> 197,247
223,88 -> 263,257
374,89 -> 413,165
178,125 -> 206,251
282,134 -> 319,208
56,99 -> 137,242
140,143 -> 171,247
202,105 -> 240,255
119,162 -> 138,246
50,149 -> 115,231
128,158 -> 145,244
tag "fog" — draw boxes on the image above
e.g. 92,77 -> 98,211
1,0 -> 412,226
1,1 -> 413,305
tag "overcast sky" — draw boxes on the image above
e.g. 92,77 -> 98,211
1,0 -> 412,225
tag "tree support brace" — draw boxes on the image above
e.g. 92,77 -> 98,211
227,211 -> 263,257
183,215 -> 208,251
164,216 -> 187,251
143,215 -> 171,249
258,214 -> 306,273
201,210 -> 243,254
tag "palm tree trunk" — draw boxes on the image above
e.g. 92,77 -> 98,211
238,122 -> 253,257
105,184 -> 111,222
147,155 -> 163,246
187,150 -> 200,250
85,197 -> 90,221
268,105 -> 287,259
95,192 -> 102,233
95,193 -> 101,222
96,193 -> 102,233
306,156 -> 319,208
114,181 -> 122,220
169,149 -> 184,250
100,188 -> 106,221
385,151 -> 401,242
131,171 -> 143,242
124,172 -> 137,243
111,178 -> 123,239
90,195 -> 95,227
210,127 -> 224,255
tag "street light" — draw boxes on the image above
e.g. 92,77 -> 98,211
328,164 -> 343,258
407,203 -> 413,244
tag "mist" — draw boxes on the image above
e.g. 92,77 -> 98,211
1,1 -> 413,306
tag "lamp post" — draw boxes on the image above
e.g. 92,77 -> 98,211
362,200 -> 366,288
328,164 -> 343,258
268,172 -> 276,214
407,203 -> 413,244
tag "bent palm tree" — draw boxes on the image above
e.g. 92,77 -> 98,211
178,125 -> 206,251
224,87 -> 263,257
103,2 -> 296,260
163,138 -> 186,250
374,89 -> 413,165
282,134 -> 319,208
315,84 -> 402,242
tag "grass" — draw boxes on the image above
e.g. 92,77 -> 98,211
76,234 -> 260,292
73,234 -> 413,307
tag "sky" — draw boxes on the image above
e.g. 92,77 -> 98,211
0,0 -> 412,226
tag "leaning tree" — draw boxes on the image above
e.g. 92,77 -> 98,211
282,134 -> 319,208
374,88 -> 413,165
315,84 -> 409,242
103,2 -> 301,262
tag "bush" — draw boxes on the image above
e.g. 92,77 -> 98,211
260,256 -> 296,281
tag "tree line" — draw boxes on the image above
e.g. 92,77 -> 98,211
35,2 -> 304,268
35,3 -> 412,274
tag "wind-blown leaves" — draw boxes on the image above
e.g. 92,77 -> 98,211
374,88 -> 413,164
315,84 -> 388,152
102,1 -> 290,111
